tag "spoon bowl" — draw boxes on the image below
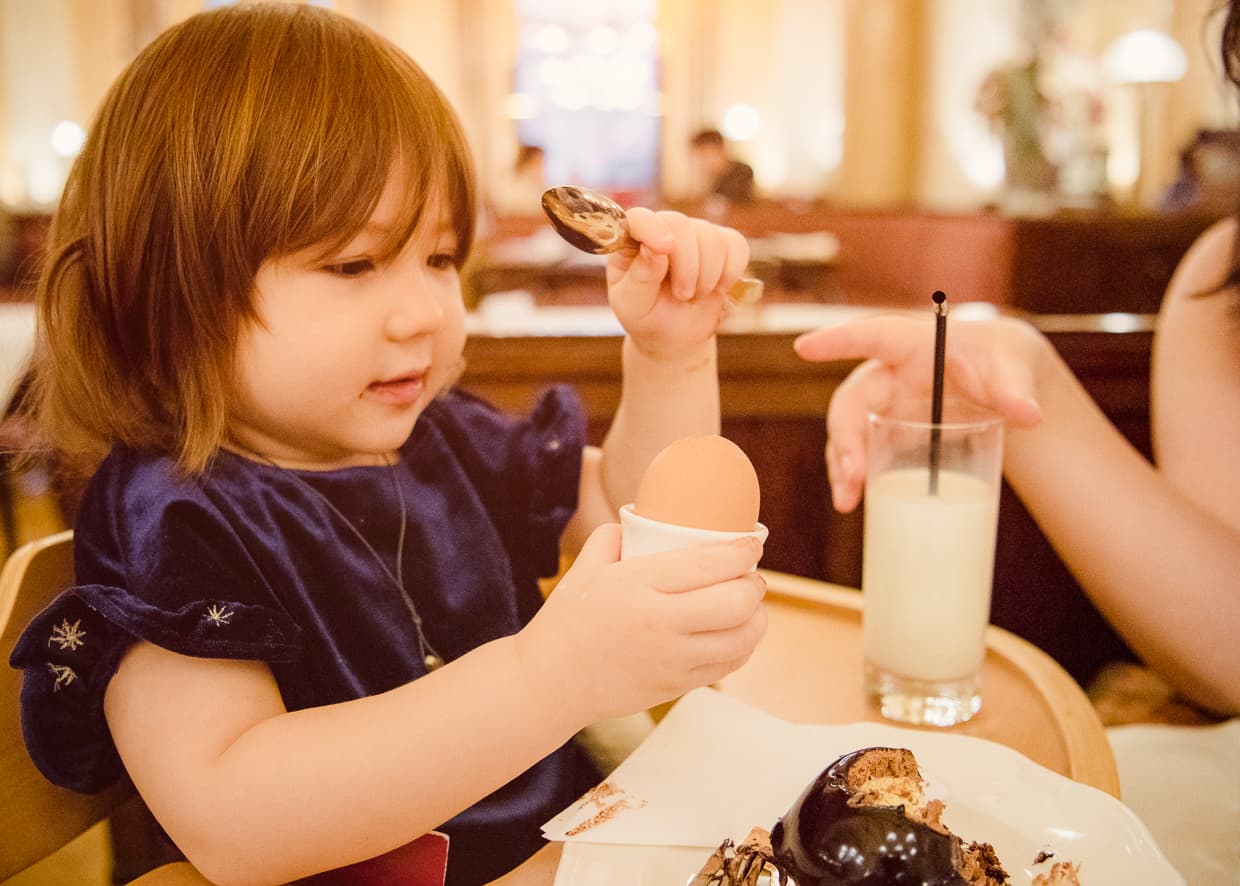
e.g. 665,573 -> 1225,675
540,186 -> 633,255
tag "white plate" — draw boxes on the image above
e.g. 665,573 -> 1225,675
553,721 -> 1184,885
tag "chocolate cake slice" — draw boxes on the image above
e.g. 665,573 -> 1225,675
769,747 -> 1009,885
690,746 -> 1018,885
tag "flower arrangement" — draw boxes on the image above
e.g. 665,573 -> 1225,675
974,59 -> 1058,193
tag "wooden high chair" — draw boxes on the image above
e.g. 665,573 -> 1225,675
0,531 -> 210,884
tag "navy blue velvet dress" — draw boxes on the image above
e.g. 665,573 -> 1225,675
10,386 -> 599,886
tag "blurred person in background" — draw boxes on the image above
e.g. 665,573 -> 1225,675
490,143 -> 547,216
688,128 -> 755,205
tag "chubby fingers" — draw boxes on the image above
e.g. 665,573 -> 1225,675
625,209 -> 748,302
712,224 -> 750,300
684,219 -> 749,302
626,536 -> 765,593
656,570 -> 768,678
684,602 -> 769,679
626,208 -> 698,300
661,570 -> 768,634
574,521 -> 623,565
624,206 -> 677,253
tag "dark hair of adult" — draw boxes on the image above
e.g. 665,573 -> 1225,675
690,128 -> 726,149
1219,0 -> 1240,291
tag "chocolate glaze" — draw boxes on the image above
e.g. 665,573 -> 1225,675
769,748 -> 967,886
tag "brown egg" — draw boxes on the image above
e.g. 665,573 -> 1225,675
633,435 -> 761,532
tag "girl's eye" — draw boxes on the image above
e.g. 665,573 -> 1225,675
323,259 -> 375,278
427,252 -> 457,271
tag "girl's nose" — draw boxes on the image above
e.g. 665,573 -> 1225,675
384,275 -> 446,340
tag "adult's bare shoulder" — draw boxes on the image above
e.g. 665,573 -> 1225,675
1160,216 -> 1237,307
1151,215 -> 1240,531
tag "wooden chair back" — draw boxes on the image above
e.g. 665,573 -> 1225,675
0,530 -> 134,878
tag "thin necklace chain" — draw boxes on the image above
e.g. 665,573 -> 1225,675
247,450 -> 445,672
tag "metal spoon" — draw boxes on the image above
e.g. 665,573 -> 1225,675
541,185 -> 764,306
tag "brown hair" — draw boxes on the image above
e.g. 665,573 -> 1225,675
27,3 -> 476,476
1223,0 -> 1240,91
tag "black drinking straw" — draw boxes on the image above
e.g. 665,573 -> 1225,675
929,290 -> 948,495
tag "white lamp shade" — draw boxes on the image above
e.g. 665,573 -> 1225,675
1103,29 -> 1188,85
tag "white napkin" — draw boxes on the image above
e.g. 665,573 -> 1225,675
1107,719 -> 1240,886
545,691 -> 1188,884
541,688 -> 836,847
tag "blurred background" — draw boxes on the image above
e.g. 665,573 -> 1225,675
5,0 -> 1240,311
2,0 -> 1237,217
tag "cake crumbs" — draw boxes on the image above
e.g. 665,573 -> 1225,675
1031,860 -> 1082,885
562,781 -> 646,836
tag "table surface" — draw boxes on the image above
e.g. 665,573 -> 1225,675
492,570 -> 1120,885
721,571 -> 1119,793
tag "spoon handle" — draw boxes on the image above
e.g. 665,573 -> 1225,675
725,276 -> 765,306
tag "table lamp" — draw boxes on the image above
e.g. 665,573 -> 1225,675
1103,28 -> 1188,206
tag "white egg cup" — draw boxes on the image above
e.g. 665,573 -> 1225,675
619,503 -> 768,564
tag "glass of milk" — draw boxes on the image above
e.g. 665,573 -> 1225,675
861,399 -> 1004,727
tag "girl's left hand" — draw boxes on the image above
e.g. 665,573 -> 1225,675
606,208 -> 750,359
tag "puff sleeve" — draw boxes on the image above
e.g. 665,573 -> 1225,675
10,450 -> 304,792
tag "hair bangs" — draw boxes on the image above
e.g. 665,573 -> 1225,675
348,44 -> 477,267
252,15 -> 476,269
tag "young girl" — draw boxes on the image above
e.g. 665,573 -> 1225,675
10,5 -> 766,885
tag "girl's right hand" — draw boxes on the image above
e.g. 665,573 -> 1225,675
793,312 -> 1046,513
513,523 -> 767,726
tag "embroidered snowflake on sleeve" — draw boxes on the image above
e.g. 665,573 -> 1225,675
204,604 -> 235,626
48,662 -> 78,691
49,618 -> 87,651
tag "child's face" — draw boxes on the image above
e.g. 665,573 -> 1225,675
228,178 -> 466,469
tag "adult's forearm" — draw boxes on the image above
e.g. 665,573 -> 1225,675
599,336 -> 721,511
1004,343 -> 1240,713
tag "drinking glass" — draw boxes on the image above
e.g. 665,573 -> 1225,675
861,399 -> 1004,727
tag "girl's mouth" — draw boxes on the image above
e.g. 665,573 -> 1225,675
366,373 -> 426,406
